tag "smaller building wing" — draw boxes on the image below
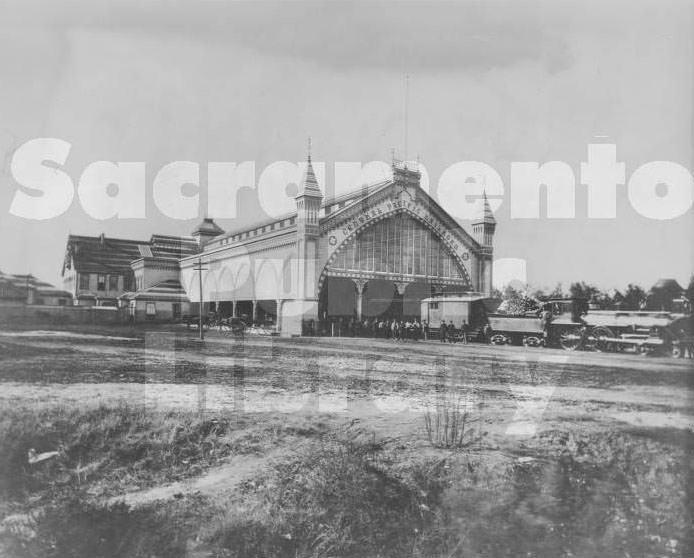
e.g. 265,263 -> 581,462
119,279 -> 190,302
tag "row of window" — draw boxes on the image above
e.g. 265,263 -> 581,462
128,301 -> 181,320
78,273 -> 133,292
329,215 -> 465,279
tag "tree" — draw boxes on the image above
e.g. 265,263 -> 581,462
569,281 -> 600,302
549,283 -> 564,298
530,288 -> 546,300
497,284 -> 540,315
622,284 -> 646,310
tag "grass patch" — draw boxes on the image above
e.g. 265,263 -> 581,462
0,404 -> 321,500
209,428 -> 454,558
2,496 -> 189,558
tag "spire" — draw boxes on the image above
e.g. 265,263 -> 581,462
298,138 -> 322,198
482,190 -> 496,224
473,189 -> 496,225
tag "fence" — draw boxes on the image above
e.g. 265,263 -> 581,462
0,303 -> 126,325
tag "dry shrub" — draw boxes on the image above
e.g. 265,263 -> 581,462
423,392 -> 483,450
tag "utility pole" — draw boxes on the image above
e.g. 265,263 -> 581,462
193,258 -> 208,340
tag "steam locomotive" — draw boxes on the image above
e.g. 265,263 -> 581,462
420,295 -> 693,358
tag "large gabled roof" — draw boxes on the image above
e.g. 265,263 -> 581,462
63,233 -> 198,275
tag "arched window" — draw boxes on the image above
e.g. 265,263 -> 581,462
328,215 -> 465,280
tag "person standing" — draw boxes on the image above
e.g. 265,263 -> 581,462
440,320 -> 447,343
448,320 -> 456,343
461,320 -> 468,344
541,304 -> 553,345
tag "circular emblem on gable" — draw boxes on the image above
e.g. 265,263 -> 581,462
462,252 -> 470,261
329,235 -> 337,246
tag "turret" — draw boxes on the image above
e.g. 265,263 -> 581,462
192,217 -> 224,248
472,191 -> 496,248
295,143 -> 323,238
471,191 -> 496,296
282,140 -> 323,335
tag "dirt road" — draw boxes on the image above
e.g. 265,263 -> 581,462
1,327 -> 692,441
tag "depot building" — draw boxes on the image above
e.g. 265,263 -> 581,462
62,152 -> 496,334
177,155 -> 496,336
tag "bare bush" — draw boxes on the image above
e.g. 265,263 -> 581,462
424,393 -> 483,450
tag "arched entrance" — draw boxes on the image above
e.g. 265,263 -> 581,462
318,213 -> 471,330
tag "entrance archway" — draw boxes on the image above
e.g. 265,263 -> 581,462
317,212 -> 472,329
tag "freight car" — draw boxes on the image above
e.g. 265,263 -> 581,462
486,297 -> 587,349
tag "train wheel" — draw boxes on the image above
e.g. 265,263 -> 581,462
559,328 -> 583,351
523,335 -> 542,347
490,333 -> 507,345
592,327 -> 615,352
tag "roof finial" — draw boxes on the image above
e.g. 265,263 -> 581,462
307,136 -> 312,163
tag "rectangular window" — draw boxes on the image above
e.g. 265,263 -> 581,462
79,274 -> 90,290
123,275 -> 133,291
146,302 -> 156,318
97,274 -> 106,291
109,275 -> 119,291
172,303 -> 181,320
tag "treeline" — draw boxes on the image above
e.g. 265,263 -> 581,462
493,278 -> 694,312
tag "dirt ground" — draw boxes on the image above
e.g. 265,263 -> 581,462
1,325 -> 693,557
1,325 -> 692,434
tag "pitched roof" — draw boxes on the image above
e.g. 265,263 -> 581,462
650,278 -> 683,294
119,279 -> 190,302
191,218 -> 224,236
0,272 -> 72,299
473,191 -> 496,225
297,156 -> 322,198
0,275 -> 26,301
63,233 -> 198,275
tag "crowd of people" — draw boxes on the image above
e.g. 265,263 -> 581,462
322,317 -> 476,343
330,317 -> 429,340
438,319 -> 472,343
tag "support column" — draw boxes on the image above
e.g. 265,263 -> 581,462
252,300 -> 258,324
231,300 -> 237,318
275,299 -> 282,332
352,279 -> 368,320
485,258 -> 493,297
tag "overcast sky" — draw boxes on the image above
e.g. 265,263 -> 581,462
0,0 -> 692,291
